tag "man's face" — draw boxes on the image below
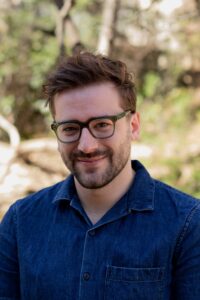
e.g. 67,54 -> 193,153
53,82 -> 140,189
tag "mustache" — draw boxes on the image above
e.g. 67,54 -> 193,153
70,149 -> 111,160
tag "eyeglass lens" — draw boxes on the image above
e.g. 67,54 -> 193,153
57,118 -> 114,142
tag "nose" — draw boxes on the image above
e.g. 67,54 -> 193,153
77,128 -> 99,153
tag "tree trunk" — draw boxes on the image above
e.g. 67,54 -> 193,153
64,17 -> 85,54
97,0 -> 120,55
195,0 -> 200,15
55,0 -> 75,57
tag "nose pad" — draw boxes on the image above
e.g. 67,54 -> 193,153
77,128 -> 98,153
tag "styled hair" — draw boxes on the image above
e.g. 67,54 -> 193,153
43,52 -> 137,115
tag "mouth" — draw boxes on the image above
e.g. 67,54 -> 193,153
76,156 -> 106,165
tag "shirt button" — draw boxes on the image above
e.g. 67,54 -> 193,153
89,230 -> 95,236
83,272 -> 90,281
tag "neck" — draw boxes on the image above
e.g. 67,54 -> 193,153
74,160 -> 135,224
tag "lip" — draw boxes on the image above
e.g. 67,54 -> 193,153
76,156 -> 106,165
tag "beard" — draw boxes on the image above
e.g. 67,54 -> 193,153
60,134 -> 132,189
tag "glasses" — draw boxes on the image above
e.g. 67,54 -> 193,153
51,110 -> 132,143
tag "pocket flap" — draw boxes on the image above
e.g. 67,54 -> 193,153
106,266 -> 165,282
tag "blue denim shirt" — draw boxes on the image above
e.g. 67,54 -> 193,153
0,160 -> 200,300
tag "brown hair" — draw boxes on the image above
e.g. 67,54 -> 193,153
43,52 -> 137,115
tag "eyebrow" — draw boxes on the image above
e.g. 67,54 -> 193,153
54,113 -> 122,125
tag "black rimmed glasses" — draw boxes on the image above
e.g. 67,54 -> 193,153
51,110 -> 132,143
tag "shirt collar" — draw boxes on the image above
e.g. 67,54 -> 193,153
52,175 -> 76,204
52,160 -> 155,212
127,160 -> 155,211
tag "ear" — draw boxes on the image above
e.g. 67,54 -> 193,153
130,112 -> 140,140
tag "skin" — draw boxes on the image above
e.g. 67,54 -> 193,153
54,82 -> 140,224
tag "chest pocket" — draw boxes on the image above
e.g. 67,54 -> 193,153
104,265 -> 165,300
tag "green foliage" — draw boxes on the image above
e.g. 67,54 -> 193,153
75,0 -> 96,10
139,85 -> 199,198
30,35 -> 59,89
164,88 -> 192,128
142,72 -> 161,98
71,1 -> 101,48
0,0 -> 199,197
0,0 -> 58,136
0,95 -> 15,116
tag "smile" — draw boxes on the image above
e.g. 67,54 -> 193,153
76,156 -> 106,164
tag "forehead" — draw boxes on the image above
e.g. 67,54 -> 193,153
54,82 -> 123,121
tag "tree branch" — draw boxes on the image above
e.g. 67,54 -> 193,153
0,114 -> 20,148
55,0 -> 76,55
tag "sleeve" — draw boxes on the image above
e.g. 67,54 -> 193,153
171,202 -> 200,299
0,205 -> 20,299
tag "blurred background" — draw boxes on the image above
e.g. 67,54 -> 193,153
0,0 -> 200,219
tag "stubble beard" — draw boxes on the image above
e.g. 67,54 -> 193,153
60,135 -> 132,189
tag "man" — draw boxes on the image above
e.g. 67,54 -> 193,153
0,52 -> 200,299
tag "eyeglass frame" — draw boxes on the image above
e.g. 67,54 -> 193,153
51,110 -> 133,144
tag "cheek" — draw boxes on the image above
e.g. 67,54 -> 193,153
57,142 -> 67,155
57,142 -> 62,154
58,142 -> 76,157
115,123 -> 132,141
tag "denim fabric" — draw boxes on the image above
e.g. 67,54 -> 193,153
0,160 -> 200,300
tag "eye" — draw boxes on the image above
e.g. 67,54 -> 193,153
93,119 -> 113,131
96,122 -> 110,128
63,126 -> 77,132
59,124 -> 80,136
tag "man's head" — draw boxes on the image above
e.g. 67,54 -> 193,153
43,52 -> 140,190
43,52 -> 137,116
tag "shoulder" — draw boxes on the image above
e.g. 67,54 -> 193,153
15,180 -> 65,208
2,178 -> 69,223
131,160 -> 200,219
154,179 -> 199,208
153,179 -> 200,227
